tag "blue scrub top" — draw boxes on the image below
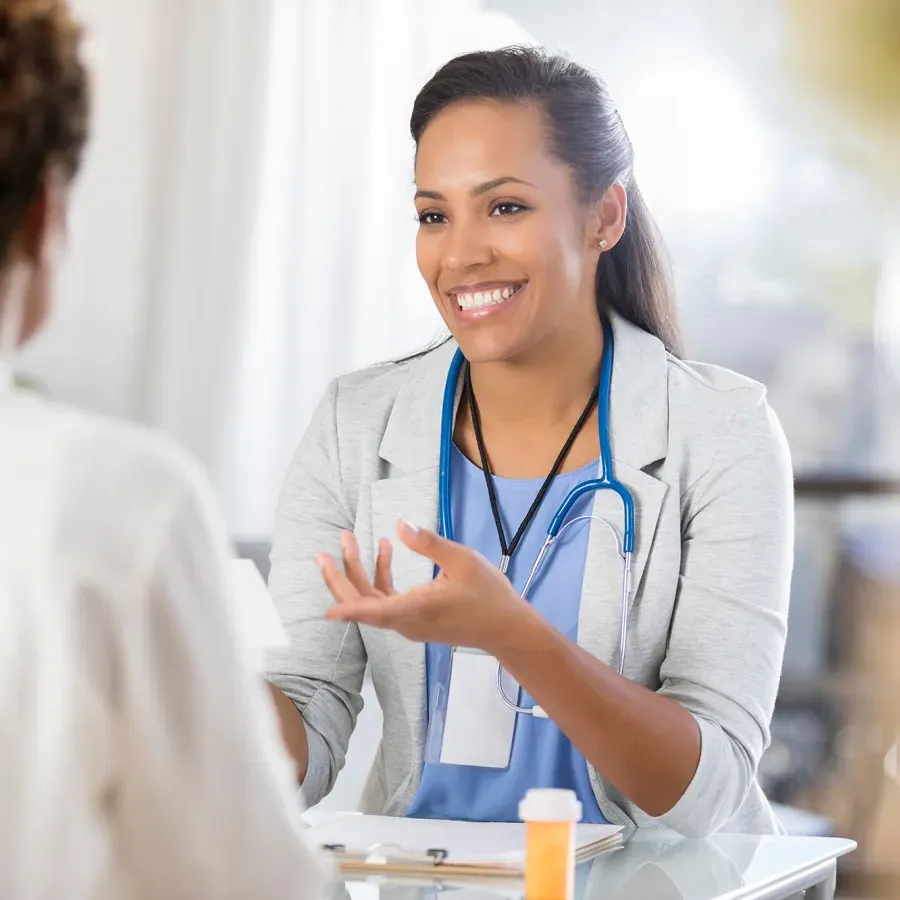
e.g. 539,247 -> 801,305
406,445 -> 608,823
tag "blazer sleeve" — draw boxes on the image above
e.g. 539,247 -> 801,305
264,379 -> 367,807
654,388 -> 794,837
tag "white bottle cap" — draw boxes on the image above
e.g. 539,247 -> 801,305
519,788 -> 583,823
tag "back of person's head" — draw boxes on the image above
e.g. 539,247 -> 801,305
0,0 -> 88,355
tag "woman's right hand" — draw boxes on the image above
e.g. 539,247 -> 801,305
320,522 -> 530,653
338,530 -> 395,598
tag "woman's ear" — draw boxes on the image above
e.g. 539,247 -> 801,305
590,181 -> 628,252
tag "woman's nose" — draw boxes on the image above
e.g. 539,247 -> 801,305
441,219 -> 494,271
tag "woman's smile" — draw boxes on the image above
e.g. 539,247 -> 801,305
447,281 -> 528,320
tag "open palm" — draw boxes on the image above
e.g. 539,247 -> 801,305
317,521 -> 529,652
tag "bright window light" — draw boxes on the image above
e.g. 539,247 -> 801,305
616,52 -> 771,220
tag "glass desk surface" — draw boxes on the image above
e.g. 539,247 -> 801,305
323,831 -> 856,900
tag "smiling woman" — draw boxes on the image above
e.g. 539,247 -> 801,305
265,46 -> 793,839
410,56 -> 682,365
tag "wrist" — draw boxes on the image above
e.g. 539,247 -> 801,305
485,600 -> 553,664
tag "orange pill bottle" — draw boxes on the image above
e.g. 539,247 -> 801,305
519,788 -> 583,900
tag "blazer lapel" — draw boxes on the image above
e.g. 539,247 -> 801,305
368,471 -> 437,760
370,472 -> 439,591
366,340 -> 460,761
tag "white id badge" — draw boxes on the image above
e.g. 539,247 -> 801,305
438,647 -> 519,769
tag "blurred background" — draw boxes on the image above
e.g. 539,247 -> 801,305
16,0 -> 900,893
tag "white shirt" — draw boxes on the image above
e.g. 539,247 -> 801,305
0,385 -> 324,900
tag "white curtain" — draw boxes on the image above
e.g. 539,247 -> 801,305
211,1 -> 534,537
137,0 -> 277,483
135,0 -> 533,539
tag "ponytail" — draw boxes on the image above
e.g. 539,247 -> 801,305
596,183 -> 684,357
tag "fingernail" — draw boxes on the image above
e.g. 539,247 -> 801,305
398,519 -> 419,536
314,553 -> 327,570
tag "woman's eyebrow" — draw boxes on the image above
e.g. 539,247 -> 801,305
414,176 -> 536,202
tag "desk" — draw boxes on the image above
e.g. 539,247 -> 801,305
324,831 -> 855,900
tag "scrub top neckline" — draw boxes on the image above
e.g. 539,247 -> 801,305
451,442 -> 601,491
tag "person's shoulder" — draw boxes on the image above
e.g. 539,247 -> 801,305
667,351 -> 778,424
66,404 -> 205,492
51,401 -> 218,538
317,340 -> 456,435
8,399 -> 225,602
333,341 -> 454,401
667,354 -> 767,405
615,313 -> 773,445
664,354 -> 790,474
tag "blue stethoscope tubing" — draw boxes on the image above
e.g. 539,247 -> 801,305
438,316 -> 636,716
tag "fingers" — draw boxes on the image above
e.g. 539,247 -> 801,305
396,519 -> 475,574
316,553 -> 362,605
340,530 -> 373,595
325,597 -> 391,628
325,584 -> 434,629
373,537 -> 395,595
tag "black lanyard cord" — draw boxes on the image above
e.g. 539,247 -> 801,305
464,363 -> 599,572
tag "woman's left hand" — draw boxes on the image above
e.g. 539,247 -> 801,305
316,520 -> 532,652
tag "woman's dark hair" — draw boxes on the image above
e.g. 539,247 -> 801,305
0,0 -> 89,265
410,45 -> 684,357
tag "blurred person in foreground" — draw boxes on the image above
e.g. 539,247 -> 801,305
0,3 -> 323,898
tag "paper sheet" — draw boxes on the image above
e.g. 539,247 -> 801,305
307,814 -> 621,866
225,559 -> 288,669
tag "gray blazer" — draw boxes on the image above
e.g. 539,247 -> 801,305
265,314 -> 794,839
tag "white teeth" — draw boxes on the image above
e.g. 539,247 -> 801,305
455,284 -> 522,309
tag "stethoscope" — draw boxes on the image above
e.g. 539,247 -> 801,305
438,316 -> 636,718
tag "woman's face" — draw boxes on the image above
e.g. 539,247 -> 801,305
414,99 -> 604,364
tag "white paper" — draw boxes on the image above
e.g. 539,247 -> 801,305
307,814 -> 622,866
440,649 -> 518,769
425,887 -> 521,900
225,559 -> 288,669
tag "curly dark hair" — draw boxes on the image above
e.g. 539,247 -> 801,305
0,0 -> 89,262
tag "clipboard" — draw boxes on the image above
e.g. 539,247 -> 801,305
319,842 -> 521,880
309,814 -> 624,879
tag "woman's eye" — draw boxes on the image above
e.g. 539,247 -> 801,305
417,211 -> 446,226
490,201 -> 528,217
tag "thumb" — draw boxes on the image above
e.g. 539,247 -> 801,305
396,519 -> 472,573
